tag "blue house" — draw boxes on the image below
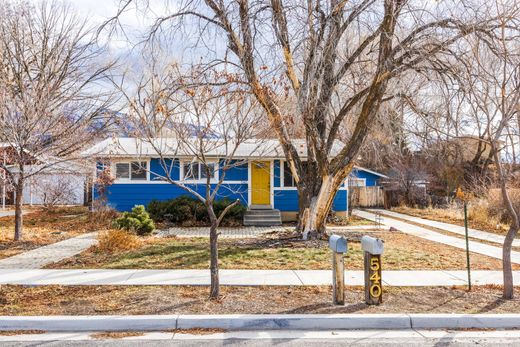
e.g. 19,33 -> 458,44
87,138 -> 386,225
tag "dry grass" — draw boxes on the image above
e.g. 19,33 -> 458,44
0,206 -> 117,259
0,285 -> 519,315
392,205 -> 509,234
48,231 -> 515,270
97,230 -> 142,253
174,328 -> 227,335
89,329 -> 226,339
91,332 -> 145,339
327,214 -> 375,227
0,330 -> 46,336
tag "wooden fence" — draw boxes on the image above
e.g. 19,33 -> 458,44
349,186 -> 384,208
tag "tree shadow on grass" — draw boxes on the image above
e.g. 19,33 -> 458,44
110,240 -> 326,270
476,298 -> 506,313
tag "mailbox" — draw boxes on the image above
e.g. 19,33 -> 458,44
329,235 -> 348,254
361,236 -> 384,255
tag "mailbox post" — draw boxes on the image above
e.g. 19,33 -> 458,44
361,236 -> 384,305
329,235 -> 347,305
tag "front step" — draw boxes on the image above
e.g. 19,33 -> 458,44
243,208 -> 282,226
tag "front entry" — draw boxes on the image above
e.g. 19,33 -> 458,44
251,161 -> 271,205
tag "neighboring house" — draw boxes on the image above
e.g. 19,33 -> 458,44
429,135 -> 504,163
87,137 -> 386,225
0,144 -> 89,206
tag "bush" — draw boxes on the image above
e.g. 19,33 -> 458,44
146,196 -> 246,226
97,229 -> 141,253
113,205 -> 155,235
88,204 -> 119,230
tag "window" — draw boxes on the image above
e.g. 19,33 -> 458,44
348,178 -> 366,187
115,163 -> 130,179
282,161 -> 307,187
131,162 -> 147,180
183,161 -> 216,181
115,161 -> 148,181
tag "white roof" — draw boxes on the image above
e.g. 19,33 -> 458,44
84,137 -> 346,159
85,137 -> 387,177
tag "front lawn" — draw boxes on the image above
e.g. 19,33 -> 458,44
0,285 -> 518,315
0,207 -> 114,259
48,230 -> 514,270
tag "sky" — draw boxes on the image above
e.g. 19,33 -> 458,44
68,0 -> 159,50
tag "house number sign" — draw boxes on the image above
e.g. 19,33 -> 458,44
361,236 -> 384,305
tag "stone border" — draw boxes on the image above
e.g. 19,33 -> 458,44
1,314 -> 520,332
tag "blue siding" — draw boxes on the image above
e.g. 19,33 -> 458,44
273,190 -> 297,211
150,158 -> 180,181
94,157 -> 382,213
97,183 -> 248,212
274,189 -> 347,212
221,160 -> 248,181
350,169 -> 381,186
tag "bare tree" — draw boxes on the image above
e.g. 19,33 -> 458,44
462,30 -> 520,299
110,61 -> 265,298
0,0 -> 116,240
106,0 -> 517,238
408,4 -> 520,297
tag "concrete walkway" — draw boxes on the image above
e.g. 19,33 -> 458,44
370,208 -> 520,247
0,233 -> 98,269
354,210 -> 520,264
0,268 -> 517,286
0,210 -> 15,218
0,209 -> 30,218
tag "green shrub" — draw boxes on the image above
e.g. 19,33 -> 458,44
146,196 -> 246,226
113,205 -> 155,236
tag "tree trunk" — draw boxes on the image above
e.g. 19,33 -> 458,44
209,221 -> 219,298
14,179 -> 24,241
208,212 -> 219,299
503,224 -> 519,299
297,172 -> 346,240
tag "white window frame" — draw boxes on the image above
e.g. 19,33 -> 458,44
280,160 -> 299,190
112,159 -> 150,183
180,159 -> 219,183
347,177 -> 366,187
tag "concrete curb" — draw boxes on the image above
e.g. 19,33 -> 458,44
410,314 -> 520,330
0,315 -> 179,332
1,314 -> 520,332
177,314 -> 410,330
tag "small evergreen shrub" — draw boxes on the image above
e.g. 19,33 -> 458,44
113,205 -> 155,235
146,196 -> 246,226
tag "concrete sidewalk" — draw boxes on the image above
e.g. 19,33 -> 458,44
370,208 -> 520,247
0,233 -> 98,269
354,209 -> 520,264
0,268 -> 517,286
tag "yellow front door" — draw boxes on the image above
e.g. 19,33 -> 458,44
251,161 -> 271,205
